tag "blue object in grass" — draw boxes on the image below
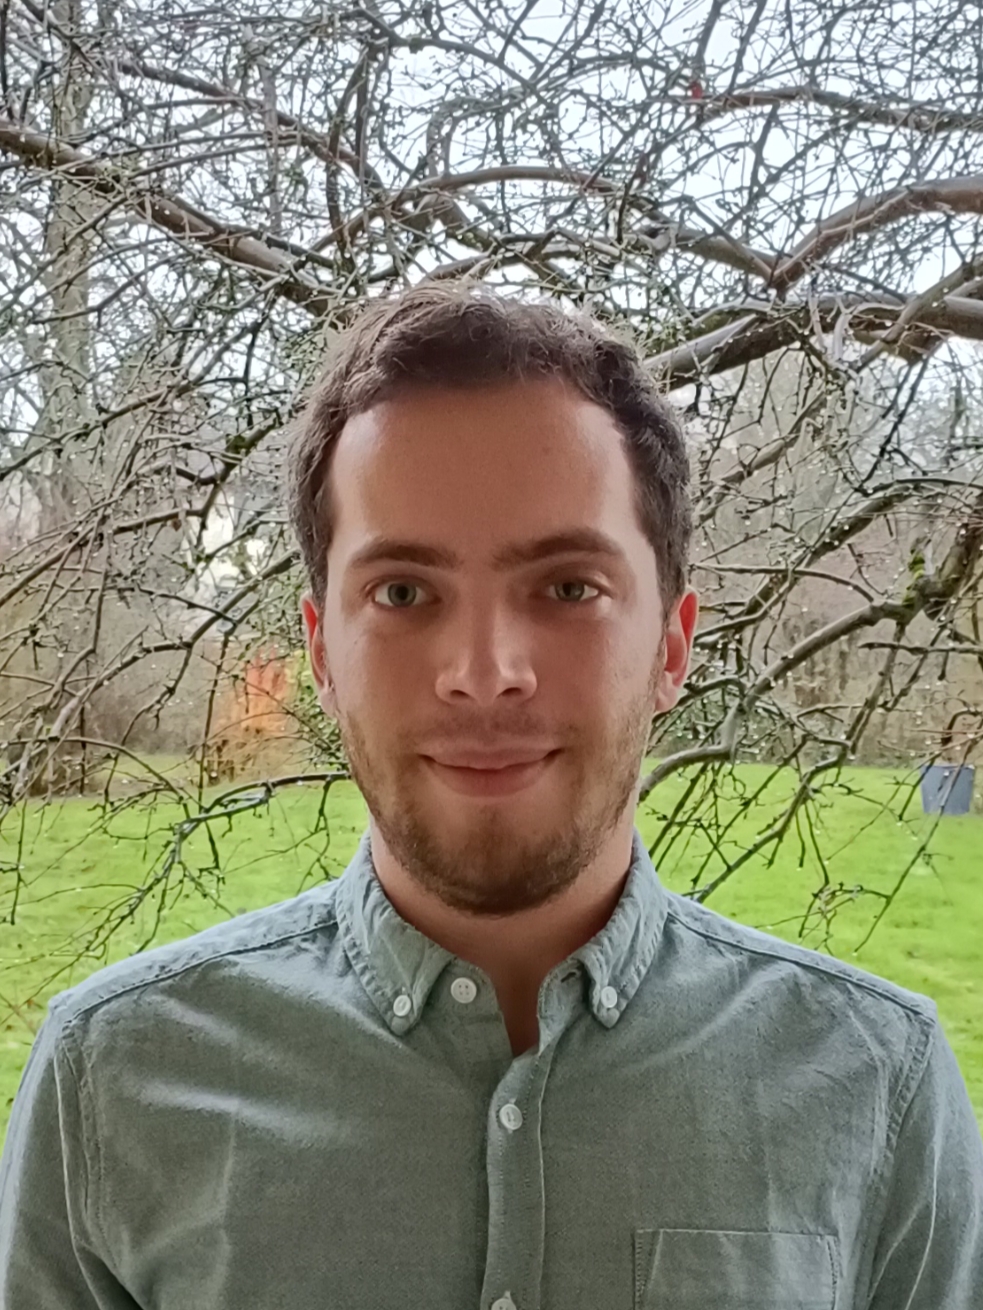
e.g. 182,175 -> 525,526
919,763 -> 975,815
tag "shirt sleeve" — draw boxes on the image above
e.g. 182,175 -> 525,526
0,1002 -> 138,1309
865,1017 -> 983,1309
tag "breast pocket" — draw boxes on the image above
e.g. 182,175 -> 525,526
634,1228 -> 838,1309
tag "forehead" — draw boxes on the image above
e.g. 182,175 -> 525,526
328,378 -> 642,554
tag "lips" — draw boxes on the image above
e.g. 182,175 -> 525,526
423,751 -> 559,797
424,749 -> 555,770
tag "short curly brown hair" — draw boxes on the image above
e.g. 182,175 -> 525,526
287,283 -> 692,612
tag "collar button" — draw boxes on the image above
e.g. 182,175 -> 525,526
450,976 -> 477,1004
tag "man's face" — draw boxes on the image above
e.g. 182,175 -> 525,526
302,379 -> 697,916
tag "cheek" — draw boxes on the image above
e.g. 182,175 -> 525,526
580,635 -> 641,694
341,647 -> 415,726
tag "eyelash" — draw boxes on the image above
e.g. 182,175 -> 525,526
369,578 -> 604,609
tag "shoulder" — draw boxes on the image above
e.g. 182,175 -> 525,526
48,878 -> 343,1028
661,889 -> 938,1069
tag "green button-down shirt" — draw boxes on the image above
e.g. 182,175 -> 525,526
2,825 -> 982,1308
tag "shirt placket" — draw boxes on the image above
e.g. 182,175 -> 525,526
479,964 -> 584,1310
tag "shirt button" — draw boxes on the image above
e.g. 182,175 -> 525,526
499,1102 -> 523,1132
392,994 -> 412,1018
491,1296 -> 516,1310
600,985 -> 619,1010
450,976 -> 477,1004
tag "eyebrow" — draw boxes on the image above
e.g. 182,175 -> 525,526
345,528 -> 629,575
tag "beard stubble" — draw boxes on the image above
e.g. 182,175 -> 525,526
334,657 -> 662,916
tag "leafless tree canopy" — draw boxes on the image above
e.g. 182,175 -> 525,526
1,0 -> 983,953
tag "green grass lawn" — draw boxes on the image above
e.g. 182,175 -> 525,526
1,759 -> 981,1145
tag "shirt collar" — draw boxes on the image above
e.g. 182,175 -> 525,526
334,824 -> 668,1037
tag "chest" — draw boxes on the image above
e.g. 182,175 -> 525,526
101,1041 -> 864,1310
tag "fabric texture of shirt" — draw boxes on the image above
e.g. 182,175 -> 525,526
1,823 -> 981,1309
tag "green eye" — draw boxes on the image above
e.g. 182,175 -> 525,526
550,581 -> 600,603
372,581 -> 424,608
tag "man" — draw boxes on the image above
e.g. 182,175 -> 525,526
1,284 -> 981,1309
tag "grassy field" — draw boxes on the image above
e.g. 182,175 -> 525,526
0,759 -> 980,1145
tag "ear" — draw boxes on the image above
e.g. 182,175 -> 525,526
300,594 -> 338,719
654,586 -> 699,715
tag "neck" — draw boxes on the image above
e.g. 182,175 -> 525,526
368,816 -> 636,1053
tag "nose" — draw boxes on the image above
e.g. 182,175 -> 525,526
433,598 -> 538,706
